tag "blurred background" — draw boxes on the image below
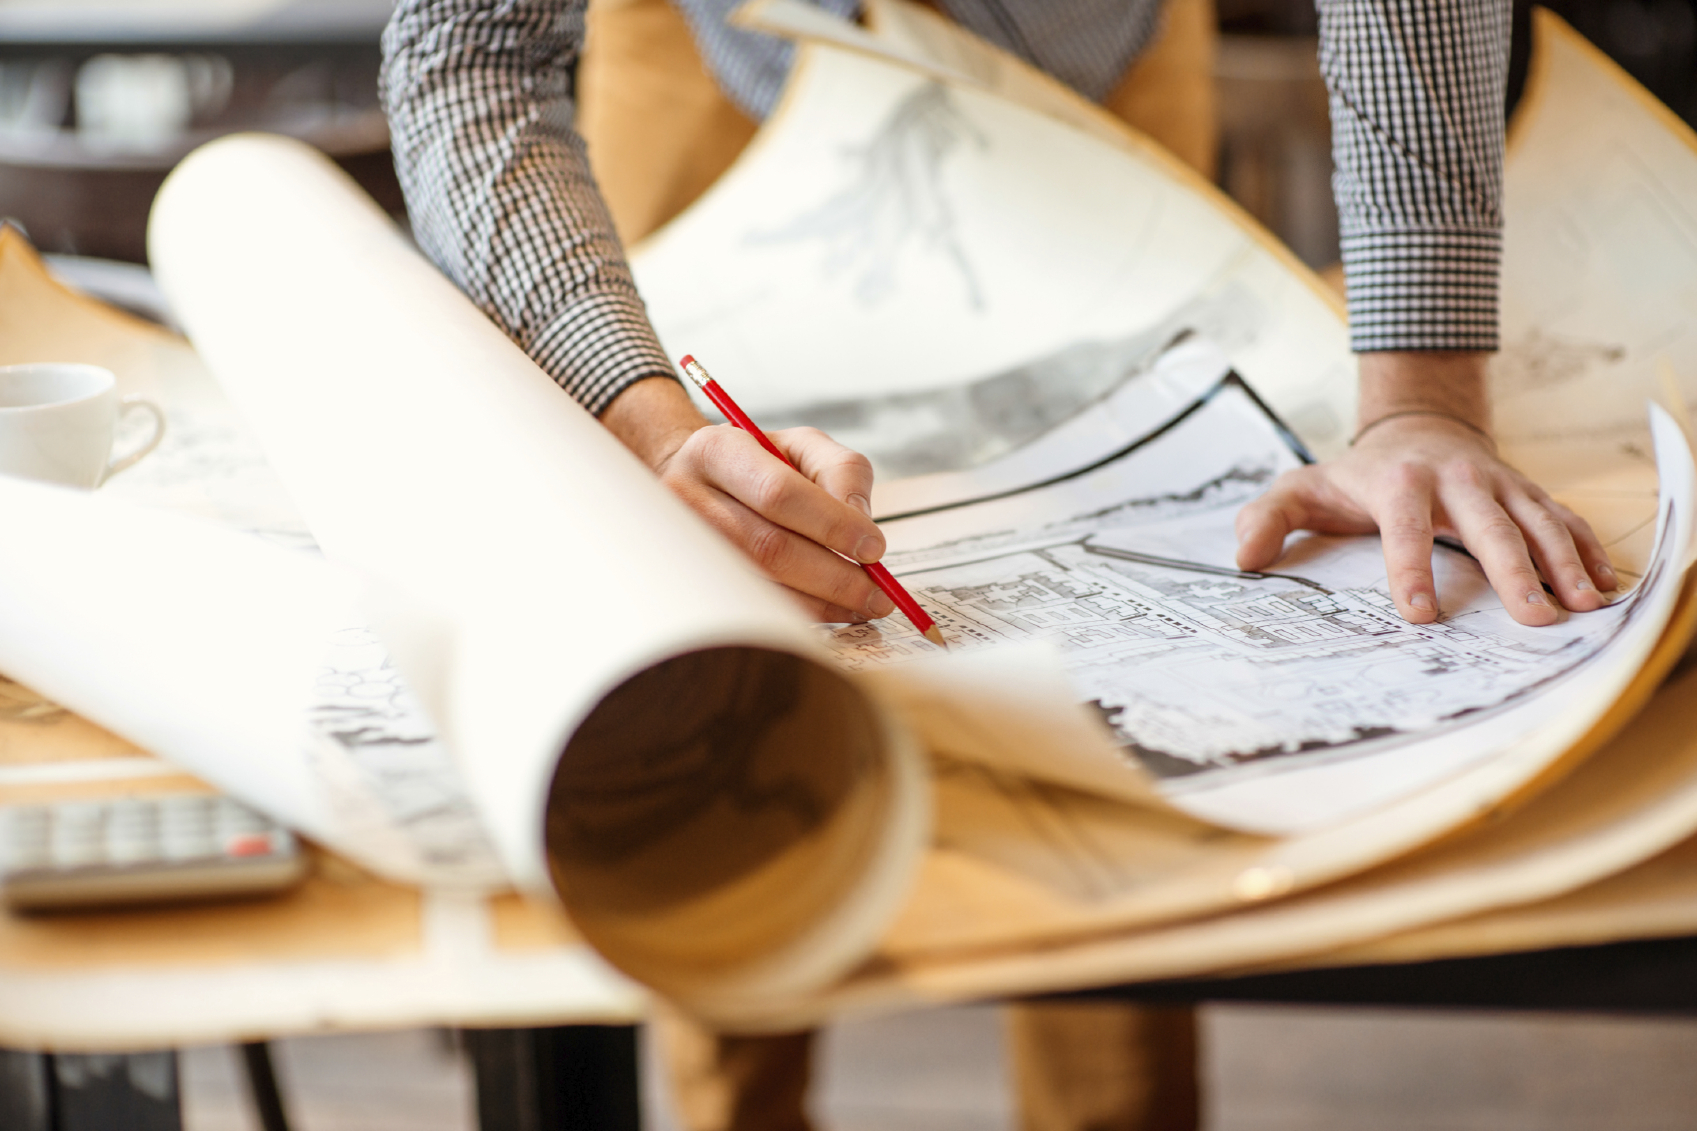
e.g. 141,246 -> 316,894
1,0 -> 1692,271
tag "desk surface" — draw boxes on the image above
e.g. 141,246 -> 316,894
0,708 -> 644,1052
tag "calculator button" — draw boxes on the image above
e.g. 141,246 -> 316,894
49,803 -> 106,868
225,832 -> 275,858
0,808 -> 51,870
105,800 -> 160,866
160,827 -> 215,861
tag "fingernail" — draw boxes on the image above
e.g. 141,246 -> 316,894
847,493 -> 872,516
1410,593 -> 1433,611
1575,578 -> 1594,592
866,591 -> 895,619
1598,563 -> 1618,586
851,534 -> 882,564
1526,591 -> 1548,607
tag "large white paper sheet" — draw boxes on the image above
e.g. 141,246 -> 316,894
632,35 -> 1356,480
147,135 -> 841,893
142,136 -> 934,1007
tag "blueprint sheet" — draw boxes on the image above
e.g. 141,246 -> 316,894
824,341 -> 1691,834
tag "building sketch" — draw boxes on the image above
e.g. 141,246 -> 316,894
830,536 -> 1634,783
826,371 -> 1655,795
748,80 -> 988,310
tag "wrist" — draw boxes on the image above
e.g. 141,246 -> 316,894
598,375 -> 711,472
1356,351 -> 1492,435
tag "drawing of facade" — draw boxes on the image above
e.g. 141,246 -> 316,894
826,373 -> 1647,791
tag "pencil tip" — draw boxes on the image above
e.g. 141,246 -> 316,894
923,626 -> 948,649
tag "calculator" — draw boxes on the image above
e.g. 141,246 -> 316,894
0,793 -> 307,911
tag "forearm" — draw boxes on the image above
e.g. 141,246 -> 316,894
600,376 -> 711,471
1319,0 -> 1511,353
380,0 -> 677,416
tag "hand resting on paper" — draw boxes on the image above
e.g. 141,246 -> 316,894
1235,352 -> 1618,627
601,376 -> 896,623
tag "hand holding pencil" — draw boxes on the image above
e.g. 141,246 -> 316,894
678,355 -> 947,647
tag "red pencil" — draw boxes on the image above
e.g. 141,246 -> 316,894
678,354 -> 948,649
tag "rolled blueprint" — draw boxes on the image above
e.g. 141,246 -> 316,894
144,134 -> 928,1006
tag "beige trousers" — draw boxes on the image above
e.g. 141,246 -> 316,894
580,3 -> 1215,1128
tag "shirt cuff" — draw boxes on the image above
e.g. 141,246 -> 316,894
527,290 -> 679,417
1341,228 -> 1501,353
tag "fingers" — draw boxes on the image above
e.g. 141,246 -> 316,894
1436,465 -> 1559,626
660,424 -> 895,621
1234,490 -> 1300,572
785,589 -> 871,625
683,483 -> 895,619
1238,441 -> 1616,630
1549,498 -> 1618,595
1373,463 -> 1440,623
1235,466 -> 1378,571
692,426 -> 886,564
776,427 -> 877,518
1499,491 -> 1611,613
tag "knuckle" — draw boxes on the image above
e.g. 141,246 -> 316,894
1441,459 -> 1491,490
1383,461 -> 1431,493
744,522 -> 792,573
1524,508 -> 1569,539
746,466 -> 796,514
838,448 -> 874,475
1479,514 -> 1524,541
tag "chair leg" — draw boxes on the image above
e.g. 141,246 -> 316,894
50,1051 -> 182,1131
0,1048 -> 50,1131
240,1042 -> 293,1131
462,1025 -> 641,1131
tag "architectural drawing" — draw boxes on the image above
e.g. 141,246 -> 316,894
749,81 -> 987,310
824,357 -> 1673,829
834,535 -> 1641,783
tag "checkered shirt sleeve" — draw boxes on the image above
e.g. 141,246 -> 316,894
1319,0 -> 1511,352
380,0 -> 676,416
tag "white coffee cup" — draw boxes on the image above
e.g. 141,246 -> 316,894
0,364 -> 165,489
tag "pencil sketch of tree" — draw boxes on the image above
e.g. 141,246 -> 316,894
749,81 -> 989,310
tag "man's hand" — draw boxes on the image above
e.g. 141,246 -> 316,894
1235,352 -> 1617,626
601,376 -> 895,623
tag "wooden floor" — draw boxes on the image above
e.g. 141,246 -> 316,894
179,1004 -> 1697,1130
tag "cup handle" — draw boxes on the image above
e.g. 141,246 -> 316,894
101,397 -> 166,485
